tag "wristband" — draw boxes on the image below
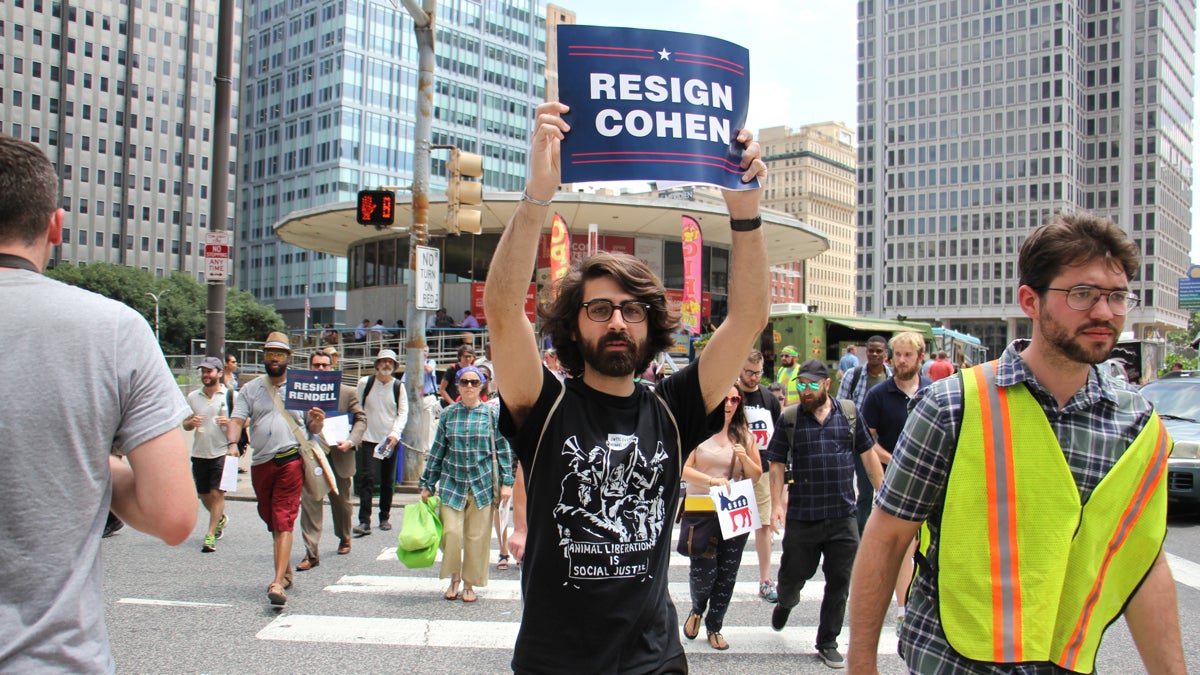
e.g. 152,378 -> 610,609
730,215 -> 762,232
521,189 -> 553,206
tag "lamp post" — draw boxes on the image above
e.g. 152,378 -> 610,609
146,290 -> 168,342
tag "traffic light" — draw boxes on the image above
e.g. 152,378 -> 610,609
446,148 -> 483,235
356,190 -> 395,229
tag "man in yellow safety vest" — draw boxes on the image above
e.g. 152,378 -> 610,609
847,213 -> 1184,674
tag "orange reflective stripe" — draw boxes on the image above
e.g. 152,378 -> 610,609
975,361 -> 1022,663
1059,420 -> 1169,669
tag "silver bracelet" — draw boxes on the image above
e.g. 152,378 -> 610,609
521,189 -> 553,206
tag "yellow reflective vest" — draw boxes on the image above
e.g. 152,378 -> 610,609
932,361 -> 1170,673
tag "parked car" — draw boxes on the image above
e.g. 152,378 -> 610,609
1138,371 -> 1200,507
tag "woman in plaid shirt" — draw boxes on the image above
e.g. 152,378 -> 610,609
419,366 -> 515,603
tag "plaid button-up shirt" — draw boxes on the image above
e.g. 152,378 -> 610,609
876,339 -> 1155,673
419,401 -> 514,511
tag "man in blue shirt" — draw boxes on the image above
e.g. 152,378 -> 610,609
837,345 -> 859,376
766,359 -> 884,669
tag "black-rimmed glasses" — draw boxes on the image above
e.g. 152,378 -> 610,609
581,299 -> 651,324
1041,285 -> 1139,315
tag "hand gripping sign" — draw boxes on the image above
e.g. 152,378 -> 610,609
557,25 -> 756,190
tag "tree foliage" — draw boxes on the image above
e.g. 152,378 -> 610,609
46,263 -> 283,354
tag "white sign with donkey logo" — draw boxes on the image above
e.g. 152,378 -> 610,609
709,479 -> 760,540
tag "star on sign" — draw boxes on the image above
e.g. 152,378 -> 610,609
658,47 -> 671,60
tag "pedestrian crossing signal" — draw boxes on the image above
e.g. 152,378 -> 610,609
357,190 -> 395,228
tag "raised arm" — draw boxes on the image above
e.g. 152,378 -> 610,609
695,130 -> 769,411
483,102 -> 570,426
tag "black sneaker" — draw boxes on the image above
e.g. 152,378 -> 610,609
353,522 -> 371,537
771,605 -> 791,631
818,646 -> 845,669
378,519 -> 392,531
102,513 -> 124,538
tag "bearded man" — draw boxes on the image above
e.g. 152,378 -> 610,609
765,359 -> 884,669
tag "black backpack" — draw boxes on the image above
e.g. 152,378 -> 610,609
775,398 -> 858,467
362,375 -> 401,407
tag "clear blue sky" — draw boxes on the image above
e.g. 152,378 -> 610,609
562,1 -> 1200,264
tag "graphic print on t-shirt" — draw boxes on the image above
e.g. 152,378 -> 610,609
744,406 -> 775,448
555,432 -> 669,582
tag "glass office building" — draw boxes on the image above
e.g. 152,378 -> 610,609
238,0 -> 548,327
1,0 -> 240,278
856,0 -> 1195,357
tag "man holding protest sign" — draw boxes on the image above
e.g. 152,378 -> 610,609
297,350 -> 366,568
226,332 -> 326,606
487,91 -> 768,671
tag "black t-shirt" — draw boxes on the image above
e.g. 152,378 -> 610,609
500,364 -> 721,674
440,364 -> 461,404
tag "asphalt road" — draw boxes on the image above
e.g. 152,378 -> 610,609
100,499 -> 1200,674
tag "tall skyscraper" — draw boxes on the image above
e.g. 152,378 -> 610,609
1,1 -> 240,278
760,122 -> 858,316
238,0 -> 550,327
857,0 -> 1194,357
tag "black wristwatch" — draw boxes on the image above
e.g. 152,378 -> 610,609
730,215 -> 762,232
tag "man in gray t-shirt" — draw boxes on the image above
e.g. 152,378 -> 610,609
0,135 -> 197,673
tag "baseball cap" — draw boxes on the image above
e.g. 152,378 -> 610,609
781,346 -> 799,357
197,356 -> 223,371
263,331 -> 292,352
375,349 -> 399,365
796,359 -> 829,381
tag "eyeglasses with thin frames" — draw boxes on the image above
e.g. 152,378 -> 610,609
581,299 -> 651,324
742,368 -> 764,378
1040,285 -> 1139,316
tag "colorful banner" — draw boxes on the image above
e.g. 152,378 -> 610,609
550,213 -> 570,300
680,215 -> 703,335
557,25 -> 756,190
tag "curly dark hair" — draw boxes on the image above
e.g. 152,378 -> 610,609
540,252 -> 679,378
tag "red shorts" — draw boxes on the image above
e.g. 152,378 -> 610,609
251,455 -> 303,532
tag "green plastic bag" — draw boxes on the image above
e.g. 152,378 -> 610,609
397,496 -> 442,569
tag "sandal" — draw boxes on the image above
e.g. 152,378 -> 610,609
443,582 -> 460,601
267,583 -> 287,606
462,588 -> 477,603
707,631 -> 729,651
683,612 -> 702,640
497,554 -> 510,571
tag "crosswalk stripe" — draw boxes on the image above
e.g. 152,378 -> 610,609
257,614 -> 899,655
377,546 -> 784,567
325,574 -> 825,603
1166,552 -> 1200,591
118,598 -> 233,608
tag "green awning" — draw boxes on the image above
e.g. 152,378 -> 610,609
823,317 -> 934,338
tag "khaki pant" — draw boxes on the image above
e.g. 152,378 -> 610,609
299,473 -> 354,559
439,493 -> 494,587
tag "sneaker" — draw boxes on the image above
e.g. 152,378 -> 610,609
378,519 -> 392,531
818,646 -> 845,669
353,522 -> 371,537
215,514 -> 228,540
202,534 -> 216,553
102,513 -> 125,538
759,580 -> 778,603
771,604 -> 791,632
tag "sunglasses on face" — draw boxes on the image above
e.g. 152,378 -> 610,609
797,381 -> 822,391
725,395 -> 742,404
458,379 -> 482,387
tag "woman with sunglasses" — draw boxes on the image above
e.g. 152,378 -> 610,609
419,365 -> 514,603
679,385 -> 763,650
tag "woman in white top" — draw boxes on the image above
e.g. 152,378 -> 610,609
679,385 -> 763,650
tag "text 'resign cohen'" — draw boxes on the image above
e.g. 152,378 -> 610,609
557,25 -> 754,190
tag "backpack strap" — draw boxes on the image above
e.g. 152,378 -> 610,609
649,388 -> 683,481
391,378 -> 401,407
526,380 -> 567,485
849,366 -> 863,402
362,374 -> 377,402
835,398 -> 858,441
780,404 -> 798,468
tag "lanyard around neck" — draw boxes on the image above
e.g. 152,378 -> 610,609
0,253 -> 39,273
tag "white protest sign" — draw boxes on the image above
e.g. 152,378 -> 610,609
710,479 -> 759,540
